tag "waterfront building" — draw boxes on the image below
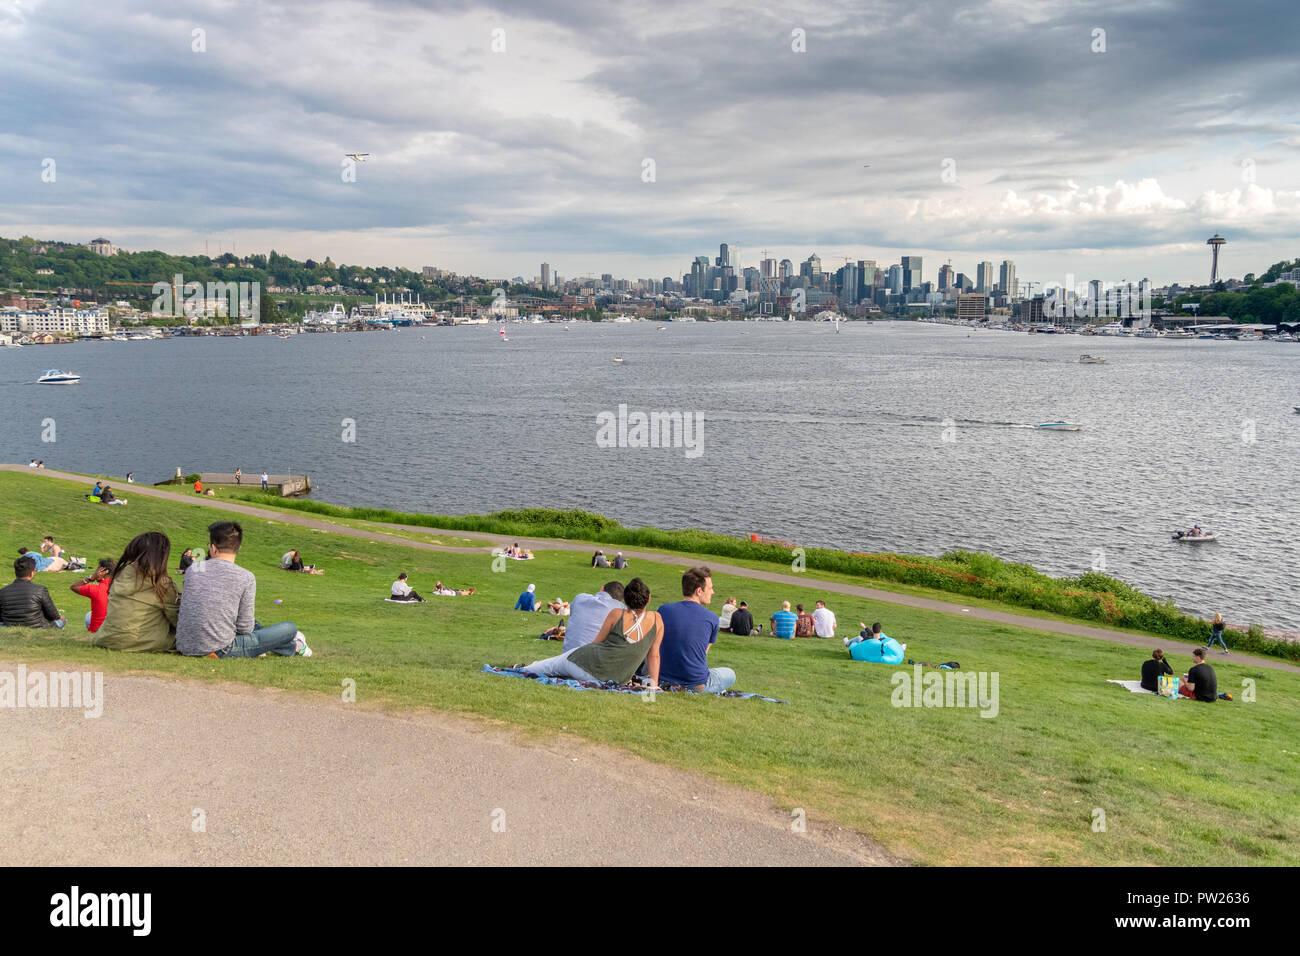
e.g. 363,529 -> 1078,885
956,293 -> 987,321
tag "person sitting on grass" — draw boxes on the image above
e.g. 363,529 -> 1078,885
718,596 -> 737,631
523,577 -> 664,687
592,550 -> 610,569
563,581 -> 625,652
1140,647 -> 1174,693
176,520 -> 311,659
17,546 -> 68,573
812,599 -> 837,640
770,601 -> 797,640
727,600 -> 757,636
40,536 -> 67,563
70,559 -> 116,633
794,603 -> 816,637
178,548 -> 197,575
612,552 -> 628,570
547,596 -> 570,615
0,555 -> 65,629
194,479 -> 204,495
93,533 -> 180,653
514,583 -> 539,611
280,549 -> 322,573
656,566 -> 735,693
100,484 -> 126,505
390,573 -> 426,602
90,481 -> 103,500
433,580 -> 475,596
1178,648 -> 1217,702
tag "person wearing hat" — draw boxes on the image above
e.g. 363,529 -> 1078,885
514,583 -> 538,611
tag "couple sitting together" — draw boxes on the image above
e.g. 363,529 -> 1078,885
390,573 -> 474,601
522,566 -> 736,694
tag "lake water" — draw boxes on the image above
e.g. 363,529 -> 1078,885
4,321 -> 1298,628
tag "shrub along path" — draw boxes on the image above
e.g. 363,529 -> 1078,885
10,466 -> 1294,674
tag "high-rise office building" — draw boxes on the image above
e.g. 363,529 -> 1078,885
761,258 -> 775,278
887,264 -> 902,294
999,261 -> 1016,300
857,260 -> 878,299
601,273 -> 613,288
717,243 -> 731,268
779,259 -> 794,280
901,256 -> 922,292
938,263 -> 954,291
839,262 -> 859,304
976,261 -> 994,293
801,253 -> 822,280
540,263 -> 551,288
690,256 -> 710,298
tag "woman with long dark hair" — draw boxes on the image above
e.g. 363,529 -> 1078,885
93,531 -> 180,652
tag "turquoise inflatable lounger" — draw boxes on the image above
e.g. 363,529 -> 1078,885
850,636 -> 906,664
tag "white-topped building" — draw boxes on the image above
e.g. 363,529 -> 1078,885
0,308 -> 111,336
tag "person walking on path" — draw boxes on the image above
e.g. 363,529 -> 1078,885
235,468 -> 242,485
260,471 -> 269,491
1208,612 -> 1230,654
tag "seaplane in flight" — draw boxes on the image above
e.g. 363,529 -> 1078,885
345,153 -> 370,163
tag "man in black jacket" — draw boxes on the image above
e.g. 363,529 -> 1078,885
0,555 -> 66,628
728,601 -> 757,636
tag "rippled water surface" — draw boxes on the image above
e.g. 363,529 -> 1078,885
4,321 -> 1298,627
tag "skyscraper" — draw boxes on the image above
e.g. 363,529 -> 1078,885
691,256 -> 710,298
717,243 -> 731,268
976,261 -> 993,293
779,259 -> 794,280
901,256 -> 922,292
938,263 -> 953,292
760,257 -> 775,278
540,262 -> 551,288
887,264 -> 902,294
999,261 -> 1016,300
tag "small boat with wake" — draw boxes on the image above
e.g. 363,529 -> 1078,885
37,369 -> 81,385
1172,528 -> 1217,543
1034,421 -> 1082,431
1078,354 -> 1107,364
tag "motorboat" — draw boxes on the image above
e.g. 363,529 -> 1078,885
1172,530 -> 1217,542
613,356 -> 625,363
37,369 -> 81,385
1164,330 -> 1194,339
1079,354 -> 1107,364
1135,328 -> 1162,338
1034,422 -> 1082,431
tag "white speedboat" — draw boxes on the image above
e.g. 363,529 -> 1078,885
613,356 -> 625,363
1172,531 -> 1217,543
1078,354 -> 1107,364
1164,330 -> 1194,339
37,369 -> 81,385
1135,328 -> 1162,338
1034,422 -> 1082,431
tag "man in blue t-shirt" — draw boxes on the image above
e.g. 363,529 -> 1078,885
770,601 -> 797,639
655,566 -> 735,694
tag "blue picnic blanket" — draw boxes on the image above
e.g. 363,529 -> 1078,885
482,665 -> 787,703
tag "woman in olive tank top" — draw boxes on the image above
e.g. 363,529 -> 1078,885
523,578 -> 664,686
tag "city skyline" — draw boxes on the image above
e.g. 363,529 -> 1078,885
2,0 -> 1297,286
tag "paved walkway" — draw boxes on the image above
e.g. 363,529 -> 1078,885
0,666 -> 892,865
8,465 -> 1294,674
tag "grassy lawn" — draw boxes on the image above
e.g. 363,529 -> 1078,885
3,470 -> 1297,865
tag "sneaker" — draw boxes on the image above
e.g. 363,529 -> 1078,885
294,630 -> 313,657
843,637 -> 852,646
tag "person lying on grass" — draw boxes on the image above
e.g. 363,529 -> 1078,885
17,546 -> 67,573
547,596 -> 570,615
540,623 -> 566,641
433,580 -> 475,596
390,573 -> 426,602
177,520 -> 311,659
523,577 -> 663,687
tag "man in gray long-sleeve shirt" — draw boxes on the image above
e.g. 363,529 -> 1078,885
177,520 -> 309,658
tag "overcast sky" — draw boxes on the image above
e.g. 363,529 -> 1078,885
2,0 -> 1297,286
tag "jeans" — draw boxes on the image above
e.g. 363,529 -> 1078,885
85,611 -> 92,629
217,620 -> 299,658
702,667 -> 736,694
0,618 -> 66,629
1208,630 -> 1228,651
524,649 -> 600,682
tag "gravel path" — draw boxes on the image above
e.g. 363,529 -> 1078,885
0,665 -> 894,866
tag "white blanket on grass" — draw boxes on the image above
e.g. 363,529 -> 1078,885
1108,679 -> 1180,699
